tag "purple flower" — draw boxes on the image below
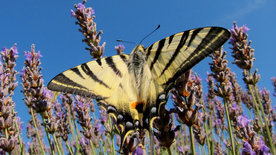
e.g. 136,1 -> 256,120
242,25 -> 250,33
231,24 -> 250,34
115,44 -> 125,55
242,141 -> 255,155
77,101 -> 83,108
42,87 -> 52,100
77,3 -> 85,12
70,9 -> 76,17
132,145 -> 144,155
0,46 -> 18,56
99,108 -> 107,124
36,50 -> 42,58
11,46 -> 18,55
214,118 -> 222,126
237,115 -> 251,128
24,51 -> 32,62
256,139 -> 271,154
231,103 -> 239,111
178,145 -> 184,153
115,44 -> 125,50
87,7 -> 95,15
1,47 -> 7,53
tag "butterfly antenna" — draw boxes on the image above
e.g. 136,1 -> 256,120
139,25 -> 160,44
116,40 -> 136,45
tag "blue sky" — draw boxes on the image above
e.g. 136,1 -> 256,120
0,0 -> 276,139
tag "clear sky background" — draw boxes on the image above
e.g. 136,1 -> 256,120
0,0 -> 275,140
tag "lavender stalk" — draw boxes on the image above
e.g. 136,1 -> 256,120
209,48 -> 236,154
229,23 -> 275,154
0,45 -> 21,154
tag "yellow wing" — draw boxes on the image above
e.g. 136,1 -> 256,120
48,54 -> 140,128
48,55 -> 127,98
146,27 -> 230,92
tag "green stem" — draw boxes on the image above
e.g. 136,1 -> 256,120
204,121 -> 211,153
233,133 -> 240,155
183,125 -> 188,145
53,133 -> 62,155
224,100 -> 236,155
89,139 -> 96,155
66,141 -> 74,155
12,110 -> 24,154
244,70 -> 263,131
57,138 -> 65,155
69,105 -> 81,153
189,126 -> 196,155
202,145 -> 207,155
204,117 -> 211,154
68,115 -> 76,141
253,85 -> 275,155
167,147 -> 172,155
248,84 -> 263,129
30,108 -> 45,155
42,118 -> 56,155
103,139 -> 106,154
209,114 -> 214,155
248,109 -> 253,121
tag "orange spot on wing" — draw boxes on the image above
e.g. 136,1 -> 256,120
131,101 -> 146,109
131,102 -> 138,109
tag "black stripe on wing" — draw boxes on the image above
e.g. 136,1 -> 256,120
150,39 -> 166,70
163,27 -> 230,89
120,55 -> 128,63
96,59 -> 102,66
47,73 -> 105,100
71,67 -> 84,79
49,73 -> 86,89
81,63 -> 111,89
186,28 -> 202,49
160,31 -> 189,76
105,57 -> 122,77
145,44 -> 153,60
168,34 -> 174,45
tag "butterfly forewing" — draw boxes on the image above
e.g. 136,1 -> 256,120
48,54 -> 130,99
146,27 -> 230,91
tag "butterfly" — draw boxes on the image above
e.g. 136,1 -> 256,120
47,27 -> 230,143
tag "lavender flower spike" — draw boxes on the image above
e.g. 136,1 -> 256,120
71,1 -> 105,59
0,45 -> 21,154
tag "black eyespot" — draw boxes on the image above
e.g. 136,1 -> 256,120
135,103 -> 144,113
